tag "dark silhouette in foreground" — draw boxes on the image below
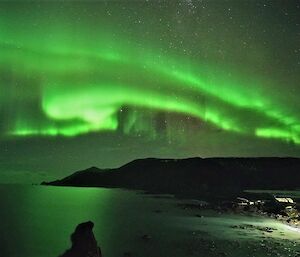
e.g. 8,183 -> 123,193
59,221 -> 102,257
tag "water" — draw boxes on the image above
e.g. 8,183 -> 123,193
0,184 -> 186,257
1,185 -> 300,257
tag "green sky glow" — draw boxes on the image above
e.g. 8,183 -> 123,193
2,36 -> 299,144
0,1 -> 299,180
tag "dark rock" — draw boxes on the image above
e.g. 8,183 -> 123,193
59,221 -> 102,257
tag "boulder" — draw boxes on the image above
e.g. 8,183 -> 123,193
59,221 -> 102,257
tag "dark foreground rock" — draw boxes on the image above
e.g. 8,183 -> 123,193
59,221 -> 102,257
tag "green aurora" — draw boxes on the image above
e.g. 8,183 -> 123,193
0,0 -> 299,182
2,41 -> 300,144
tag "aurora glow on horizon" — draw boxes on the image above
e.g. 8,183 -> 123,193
0,0 -> 299,183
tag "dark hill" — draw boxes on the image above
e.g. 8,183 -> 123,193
42,157 -> 300,198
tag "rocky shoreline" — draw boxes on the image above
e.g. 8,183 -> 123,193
57,191 -> 300,257
178,193 -> 300,231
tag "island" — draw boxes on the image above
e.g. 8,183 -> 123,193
42,157 -> 300,198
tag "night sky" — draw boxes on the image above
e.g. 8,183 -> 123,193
0,0 -> 299,183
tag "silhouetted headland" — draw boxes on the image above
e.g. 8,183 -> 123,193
59,221 -> 102,257
42,157 -> 300,199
